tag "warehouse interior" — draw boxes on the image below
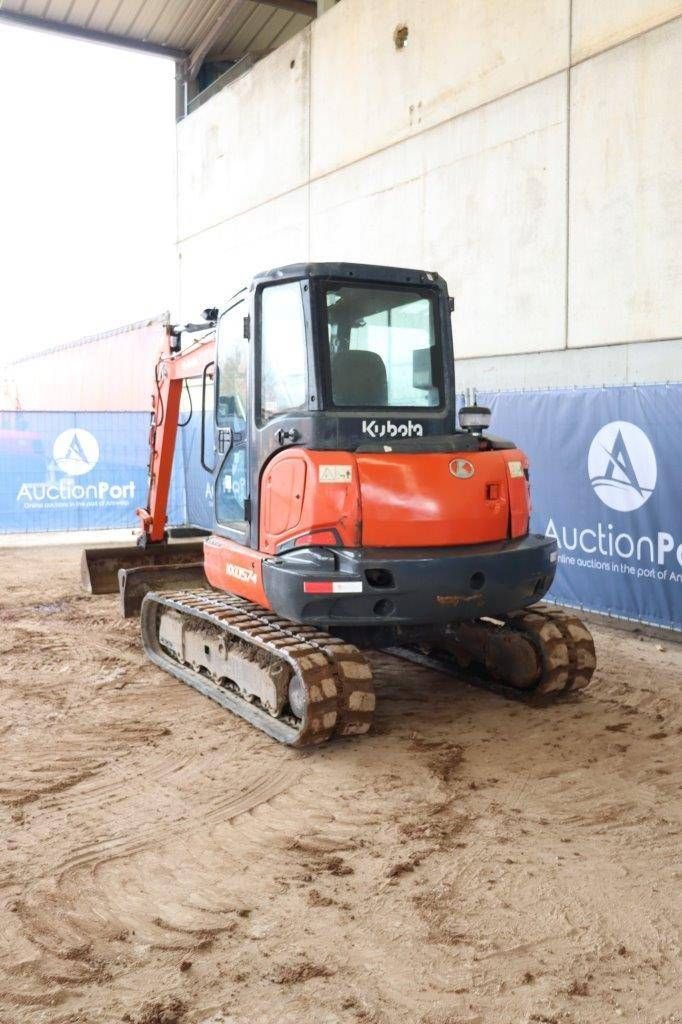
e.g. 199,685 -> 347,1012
0,3 -> 680,1023
2,0 -> 680,388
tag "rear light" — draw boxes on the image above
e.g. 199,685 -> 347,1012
303,580 -> 363,594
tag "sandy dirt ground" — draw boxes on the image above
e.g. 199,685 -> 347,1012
0,544 -> 680,1024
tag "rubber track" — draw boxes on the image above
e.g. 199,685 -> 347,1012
385,606 -> 596,704
538,607 -> 597,691
140,589 -> 374,747
505,609 -> 571,695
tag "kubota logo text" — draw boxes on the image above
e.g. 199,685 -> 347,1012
361,419 -> 423,439
588,421 -> 656,512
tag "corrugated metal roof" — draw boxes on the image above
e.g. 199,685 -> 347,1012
0,0 -> 313,64
6,313 -> 170,367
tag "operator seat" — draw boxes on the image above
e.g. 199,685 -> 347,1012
332,350 -> 388,406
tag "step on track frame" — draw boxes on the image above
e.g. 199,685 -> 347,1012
140,589 -> 375,747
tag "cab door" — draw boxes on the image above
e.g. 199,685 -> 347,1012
214,297 -> 250,544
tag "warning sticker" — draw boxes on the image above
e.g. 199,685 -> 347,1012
319,465 -> 352,483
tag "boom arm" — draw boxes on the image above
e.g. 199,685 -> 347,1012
137,326 -> 216,546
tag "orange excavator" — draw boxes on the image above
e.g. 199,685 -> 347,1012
83,262 -> 596,746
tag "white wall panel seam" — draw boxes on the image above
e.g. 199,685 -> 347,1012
176,67 -> 568,246
456,335 -> 682,362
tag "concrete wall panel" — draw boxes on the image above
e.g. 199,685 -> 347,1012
309,133 -> 424,267
572,0 -> 682,63
175,1 -> 682,384
455,338 -> 682,394
310,73 -> 567,360
178,188 -> 308,322
310,0 -> 568,178
568,20 -> 682,348
177,30 -> 310,242
423,75 -> 567,359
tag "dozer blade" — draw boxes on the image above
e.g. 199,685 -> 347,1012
118,563 -> 208,618
81,540 -> 205,595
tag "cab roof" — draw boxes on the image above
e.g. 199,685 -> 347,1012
250,262 -> 448,293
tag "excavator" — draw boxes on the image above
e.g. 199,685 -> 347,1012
82,262 -> 596,746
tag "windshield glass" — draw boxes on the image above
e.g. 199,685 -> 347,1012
324,284 -> 441,408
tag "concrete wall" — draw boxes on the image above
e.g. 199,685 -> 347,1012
176,0 -> 682,391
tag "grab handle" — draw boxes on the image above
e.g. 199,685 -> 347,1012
200,361 -> 217,473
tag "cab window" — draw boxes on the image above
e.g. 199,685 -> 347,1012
259,282 -> 307,422
324,285 -> 441,408
215,300 -> 248,526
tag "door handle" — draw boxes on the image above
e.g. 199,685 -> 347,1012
200,361 -> 216,473
217,427 -> 232,454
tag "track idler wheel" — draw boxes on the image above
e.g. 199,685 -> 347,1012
505,610 -> 570,695
538,608 -> 597,691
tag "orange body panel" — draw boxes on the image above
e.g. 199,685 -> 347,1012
357,451 -> 511,547
260,450 -> 361,555
261,455 -> 307,537
258,446 -> 531,556
203,534 -> 271,607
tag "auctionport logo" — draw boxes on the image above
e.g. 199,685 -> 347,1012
588,421 -> 656,512
52,428 -> 100,476
16,428 -> 135,508
546,418 -> 681,579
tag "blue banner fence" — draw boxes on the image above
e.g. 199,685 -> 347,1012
478,384 -> 681,632
1,384 -> 680,630
0,411 -> 185,534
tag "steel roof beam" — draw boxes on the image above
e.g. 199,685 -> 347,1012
255,0 -> 317,16
0,9 -> 188,60
188,0 -> 245,79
